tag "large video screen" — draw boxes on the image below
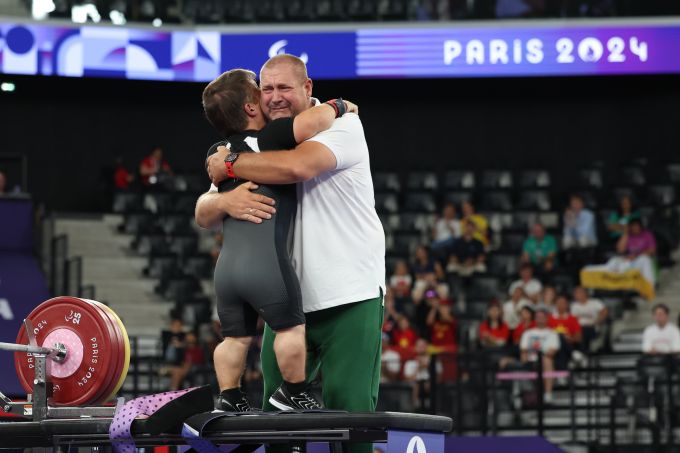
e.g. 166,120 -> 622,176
1,20 -> 679,81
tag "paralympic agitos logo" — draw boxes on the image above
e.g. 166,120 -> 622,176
268,39 -> 309,64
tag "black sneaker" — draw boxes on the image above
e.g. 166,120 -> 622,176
216,393 -> 257,412
268,385 -> 323,411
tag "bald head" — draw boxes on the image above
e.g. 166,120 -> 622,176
259,54 -> 308,83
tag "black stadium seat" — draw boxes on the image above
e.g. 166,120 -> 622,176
444,171 -> 476,189
517,190 -> 551,211
443,190 -> 474,206
480,191 -> 513,211
373,172 -> 401,192
481,170 -> 513,189
577,168 -> 604,189
113,192 -> 143,213
406,171 -> 439,192
647,184 -> 676,207
518,170 -> 551,188
374,192 -> 399,213
403,192 -> 437,213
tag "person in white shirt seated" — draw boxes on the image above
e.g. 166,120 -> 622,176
571,286 -> 608,352
520,306 -> 560,403
642,304 -> 680,355
430,202 -> 462,260
508,263 -> 543,304
503,286 -> 531,330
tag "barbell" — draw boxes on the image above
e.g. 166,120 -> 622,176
5,297 -> 131,406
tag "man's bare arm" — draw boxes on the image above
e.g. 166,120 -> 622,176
209,141 -> 337,185
194,182 -> 276,229
293,101 -> 358,143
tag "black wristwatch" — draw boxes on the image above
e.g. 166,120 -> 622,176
225,152 -> 239,178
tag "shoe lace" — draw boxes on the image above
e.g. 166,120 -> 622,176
298,391 -> 322,409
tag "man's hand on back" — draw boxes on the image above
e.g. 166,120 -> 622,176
218,181 -> 276,224
206,145 -> 231,185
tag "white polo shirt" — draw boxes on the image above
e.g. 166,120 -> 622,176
297,113 -> 386,312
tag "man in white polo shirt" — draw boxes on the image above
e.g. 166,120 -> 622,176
196,55 -> 385,453
642,304 -> 680,354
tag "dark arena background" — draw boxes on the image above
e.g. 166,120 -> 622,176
1,1 -> 680,452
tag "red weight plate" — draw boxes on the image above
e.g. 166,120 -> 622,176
14,297 -> 117,406
91,301 -> 130,404
86,300 -> 124,404
78,300 -> 121,405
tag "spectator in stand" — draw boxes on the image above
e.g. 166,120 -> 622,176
162,317 -> 186,368
382,289 -> 401,342
503,286 -> 531,330
512,306 -> 536,348
431,202 -> 461,260
389,260 -> 414,311
169,331 -> 206,390
509,263 -> 543,303
113,157 -> 134,190
521,223 -> 558,276
606,194 -> 641,241
412,245 -> 448,303
392,316 -> 419,350
539,285 -> 558,312
479,301 -> 510,349
562,194 -> 597,250
140,146 -> 173,186
520,307 -> 560,403
615,218 -> 657,285
642,304 -> 680,355
403,338 -> 441,410
381,336 -> 402,383
461,201 -> 490,248
426,296 -> 457,353
549,294 -> 583,369
447,220 -> 486,276
571,286 -> 608,352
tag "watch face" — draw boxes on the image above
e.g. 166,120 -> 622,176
225,152 -> 238,163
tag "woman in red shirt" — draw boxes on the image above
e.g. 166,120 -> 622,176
512,305 -> 536,348
479,301 -> 510,349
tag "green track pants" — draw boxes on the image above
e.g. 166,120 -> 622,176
261,294 -> 384,453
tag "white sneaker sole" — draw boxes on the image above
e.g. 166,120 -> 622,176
269,396 -> 296,411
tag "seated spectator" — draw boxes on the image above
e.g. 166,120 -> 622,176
512,305 -> 536,347
615,219 -> 656,284
431,202 -> 461,259
382,289 -> 401,341
140,146 -> 173,186
403,338 -> 442,410
426,296 -> 457,353
479,301 -> 510,349
606,194 -> 641,241
508,263 -> 543,303
520,307 -> 560,403
113,157 -> 134,190
392,316 -> 419,350
412,245 -> 448,302
521,223 -> 557,275
549,294 -> 583,369
642,304 -> 680,355
389,260 -> 414,310
562,194 -> 597,249
571,286 -> 608,352
539,285 -> 558,312
581,219 -> 657,300
169,331 -> 206,390
162,317 -> 186,367
447,221 -> 486,276
461,201 -> 489,248
503,286 -> 531,330
381,337 -> 402,383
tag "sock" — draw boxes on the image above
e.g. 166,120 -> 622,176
283,380 -> 308,395
220,387 -> 243,402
